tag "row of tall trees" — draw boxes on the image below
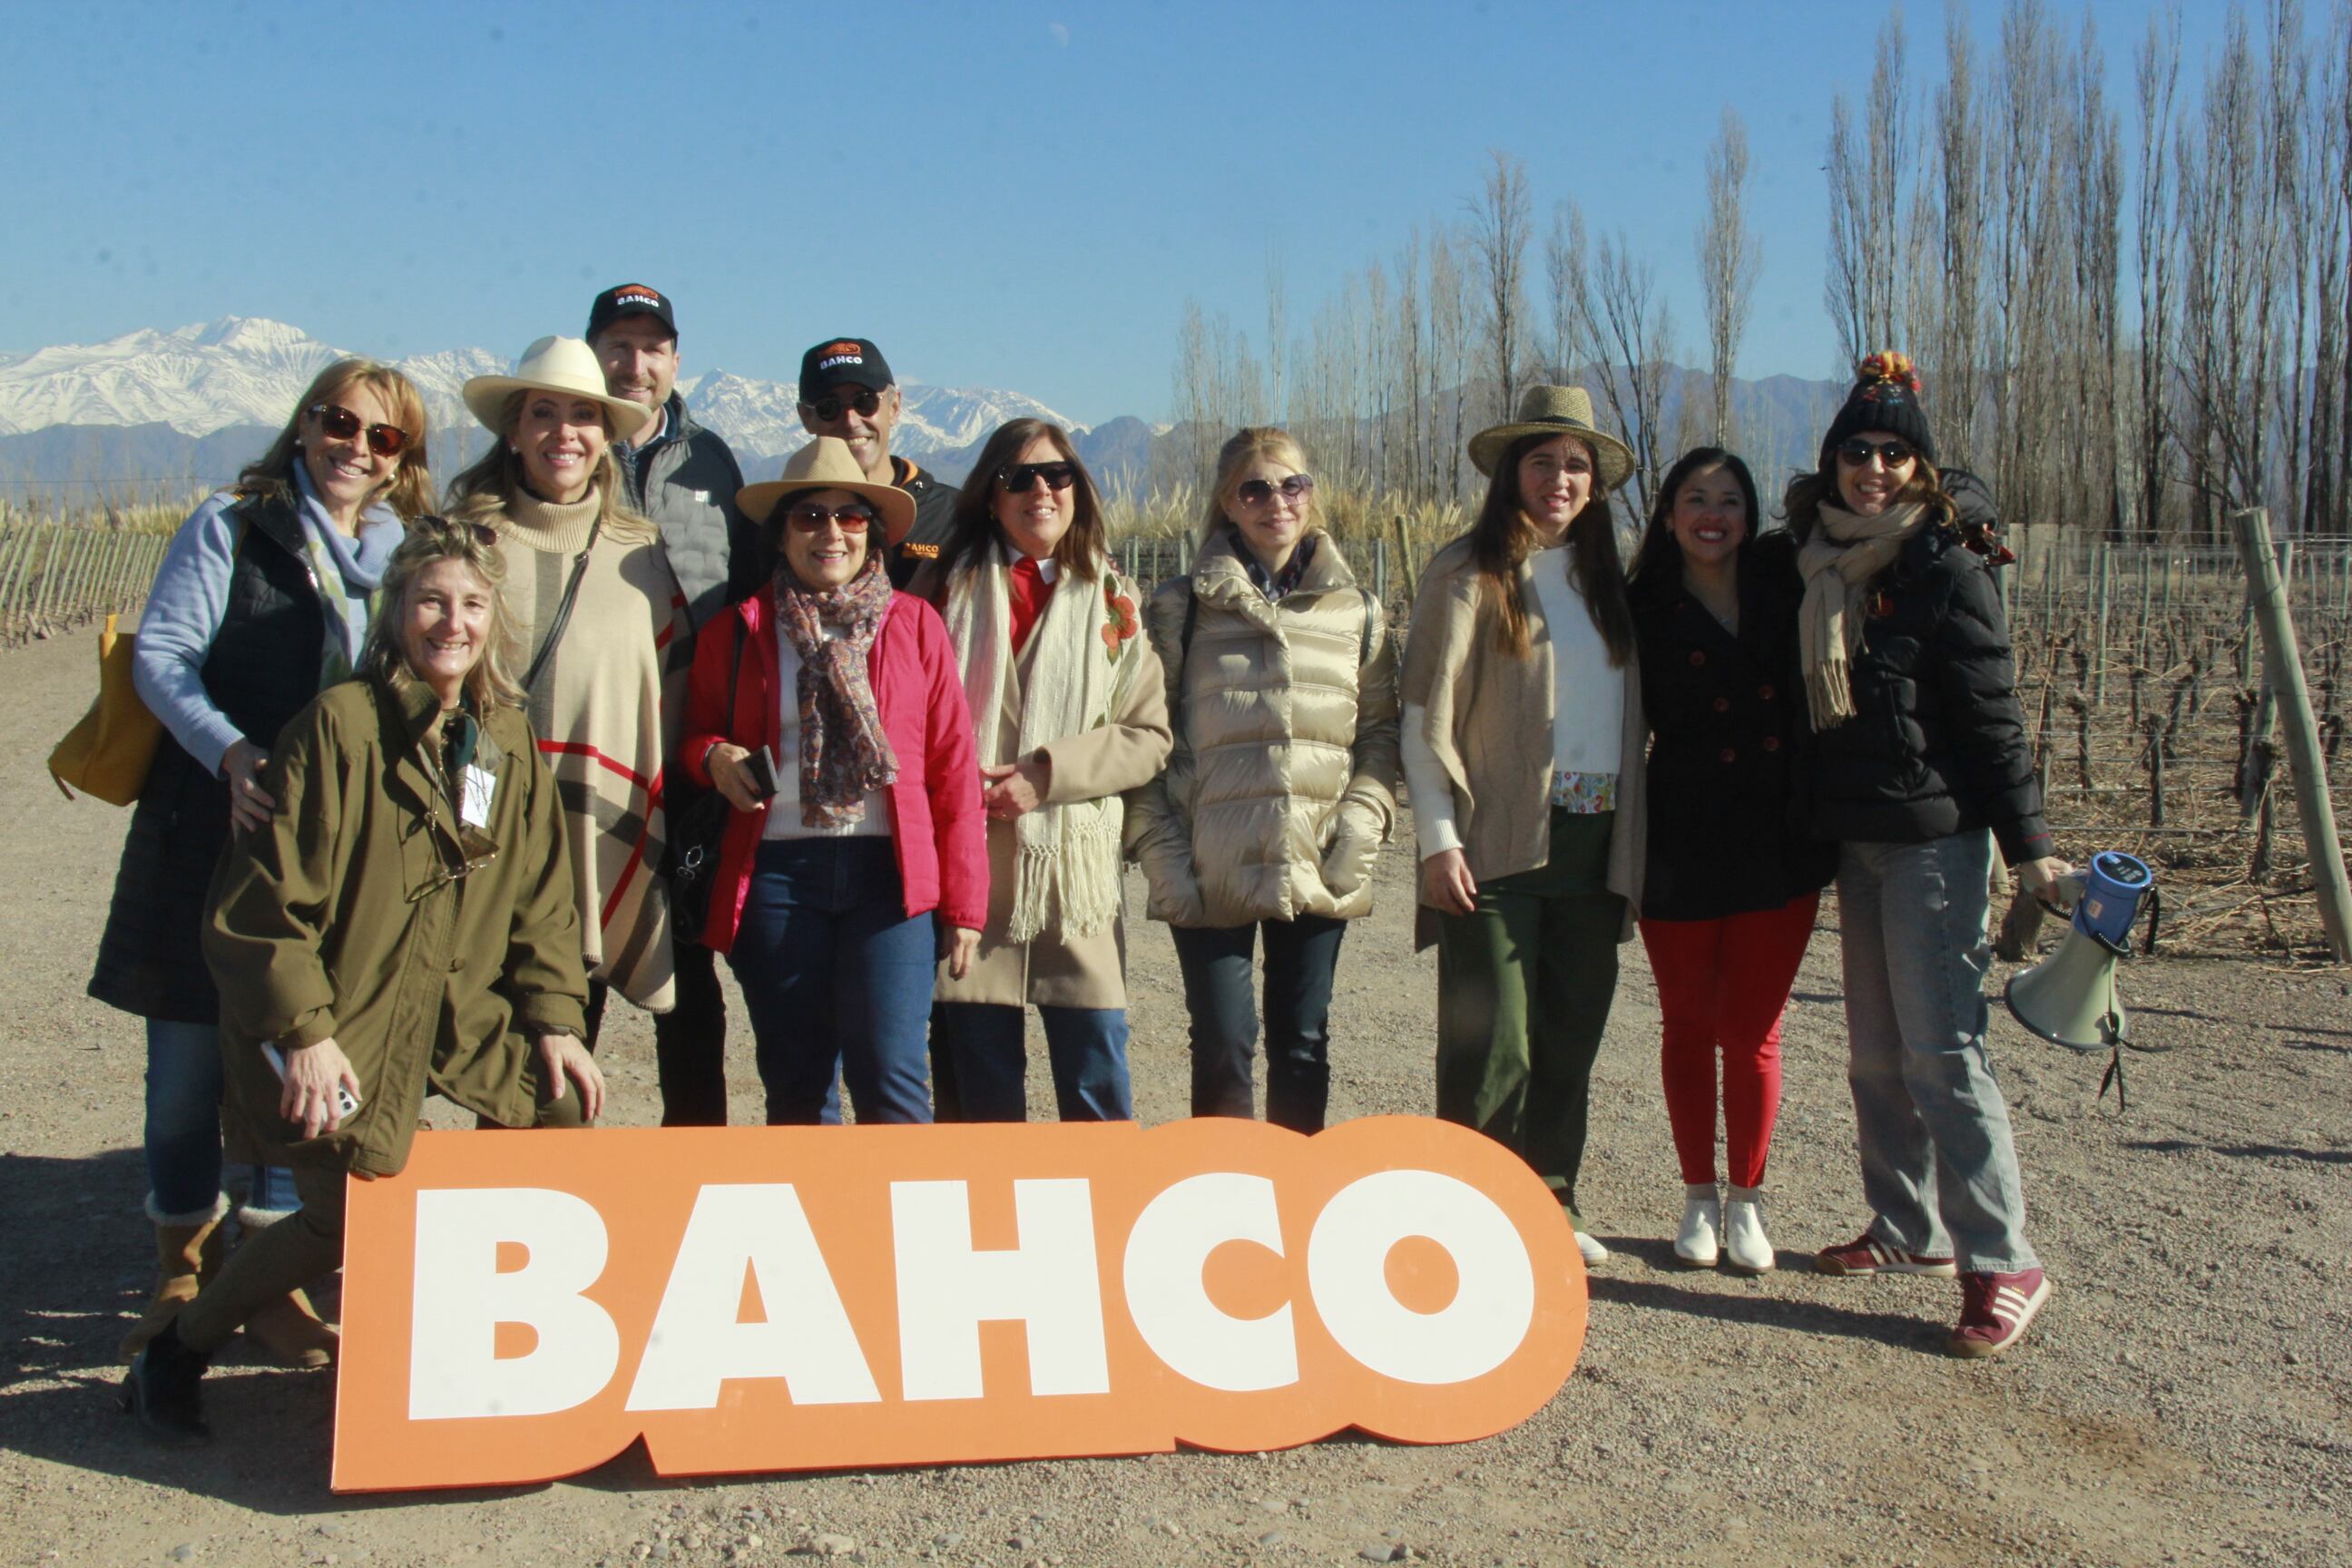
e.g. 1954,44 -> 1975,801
1164,0 -> 2352,541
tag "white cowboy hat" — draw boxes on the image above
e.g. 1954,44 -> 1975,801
1467,384 -> 1637,492
461,335 -> 657,443
737,436 -> 916,540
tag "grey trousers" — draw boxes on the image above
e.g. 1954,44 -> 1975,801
1837,832 -> 2038,1274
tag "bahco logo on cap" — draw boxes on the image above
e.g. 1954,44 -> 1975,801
616,286 -> 663,305
818,341 -> 865,369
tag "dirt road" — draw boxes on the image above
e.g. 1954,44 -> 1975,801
3,623 -> 2345,1567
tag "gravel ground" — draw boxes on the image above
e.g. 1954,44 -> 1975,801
3,622 -> 2346,1567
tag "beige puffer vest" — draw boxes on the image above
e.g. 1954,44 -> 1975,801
1125,529 -> 1400,926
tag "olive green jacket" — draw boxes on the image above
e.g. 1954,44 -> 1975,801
204,676 -> 590,1178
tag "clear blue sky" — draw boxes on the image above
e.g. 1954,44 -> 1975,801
6,0 -> 2246,426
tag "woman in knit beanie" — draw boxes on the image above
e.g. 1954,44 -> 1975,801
1788,352 -> 2070,1357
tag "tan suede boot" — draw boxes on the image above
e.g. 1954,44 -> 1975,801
119,1195 -> 230,1365
232,1204 -> 340,1369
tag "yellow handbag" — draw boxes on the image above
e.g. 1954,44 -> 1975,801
48,613 -> 163,806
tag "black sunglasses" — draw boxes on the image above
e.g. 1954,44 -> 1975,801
784,502 -> 878,533
1835,438 -> 1917,469
998,462 -> 1079,495
310,402 -> 409,458
1235,474 -> 1315,507
806,387 -> 884,424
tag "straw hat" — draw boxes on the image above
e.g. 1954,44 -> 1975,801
737,436 -> 916,540
1466,385 -> 1636,492
461,335 -> 657,444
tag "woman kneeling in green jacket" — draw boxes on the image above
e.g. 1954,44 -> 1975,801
121,518 -> 603,1446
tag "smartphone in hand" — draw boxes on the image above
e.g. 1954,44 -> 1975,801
260,1043 -> 362,1119
743,745 -> 781,802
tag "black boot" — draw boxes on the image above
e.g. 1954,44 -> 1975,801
118,1318 -> 211,1446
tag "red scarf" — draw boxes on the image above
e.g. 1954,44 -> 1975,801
1008,556 -> 1057,655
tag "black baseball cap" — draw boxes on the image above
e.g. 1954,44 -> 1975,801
587,283 -> 678,343
799,338 -> 894,397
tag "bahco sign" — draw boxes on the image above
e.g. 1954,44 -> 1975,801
333,1116 -> 1588,1491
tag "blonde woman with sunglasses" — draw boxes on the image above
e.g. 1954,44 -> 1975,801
95,359 -> 430,1372
121,520 -> 601,1446
1127,427 -> 1397,1132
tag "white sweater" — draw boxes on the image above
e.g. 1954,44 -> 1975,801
1404,544 -> 1623,858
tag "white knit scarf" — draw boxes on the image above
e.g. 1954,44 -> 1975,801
943,539 -> 1134,943
1795,501 -> 1928,731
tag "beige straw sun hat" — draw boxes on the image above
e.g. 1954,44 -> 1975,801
737,435 -> 916,540
1466,384 -> 1637,492
461,335 -> 657,444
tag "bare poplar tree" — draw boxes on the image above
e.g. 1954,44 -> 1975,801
1697,108 -> 1762,446
1430,227 -> 1471,499
1936,5 -> 1988,463
1465,151 -> 1534,423
2132,7 -> 2182,538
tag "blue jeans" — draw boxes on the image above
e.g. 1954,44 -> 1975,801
726,838 -> 936,1126
933,1002 -> 1133,1122
144,1018 -> 299,1220
1837,833 -> 2038,1273
1170,916 -> 1347,1132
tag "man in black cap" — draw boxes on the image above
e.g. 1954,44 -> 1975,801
587,281 -> 759,1126
795,337 -> 959,587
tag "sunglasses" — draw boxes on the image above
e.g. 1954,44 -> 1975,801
806,387 -> 884,424
784,502 -> 878,533
1835,438 -> 1917,469
1235,474 -> 1315,507
310,402 -> 409,458
998,462 -> 1079,495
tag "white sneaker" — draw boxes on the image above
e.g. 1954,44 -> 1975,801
1575,1230 -> 1611,1266
1723,1189 -> 1776,1274
1674,1187 -> 1722,1267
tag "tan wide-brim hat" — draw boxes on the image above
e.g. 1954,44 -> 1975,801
1467,384 -> 1637,492
738,436 -> 916,541
462,335 -> 658,444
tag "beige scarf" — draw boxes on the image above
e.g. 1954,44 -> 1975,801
943,538 -> 1138,944
1795,501 -> 1928,731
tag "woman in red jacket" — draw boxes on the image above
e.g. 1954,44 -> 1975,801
678,436 -> 985,1123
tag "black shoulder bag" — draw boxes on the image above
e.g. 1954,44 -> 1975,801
665,616 -> 747,947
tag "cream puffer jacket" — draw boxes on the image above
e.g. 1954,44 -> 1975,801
1126,529 -> 1400,926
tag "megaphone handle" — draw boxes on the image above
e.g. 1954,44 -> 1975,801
2099,1048 -> 2126,1114
2142,886 -> 2162,956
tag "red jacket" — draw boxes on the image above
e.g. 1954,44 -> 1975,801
678,587 -> 988,954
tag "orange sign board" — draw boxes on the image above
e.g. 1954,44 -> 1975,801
332,1116 -> 1587,1492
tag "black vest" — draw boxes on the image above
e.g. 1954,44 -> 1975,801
90,492 -> 329,1024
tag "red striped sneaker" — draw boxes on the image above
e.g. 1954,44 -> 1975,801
1950,1269 -> 2051,1357
1813,1232 -> 1959,1278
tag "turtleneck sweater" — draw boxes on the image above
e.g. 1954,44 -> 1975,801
495,487 -> 691,1012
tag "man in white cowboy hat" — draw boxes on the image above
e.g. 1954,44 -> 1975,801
794,337 -> 959,589
587,283 -> 759,1128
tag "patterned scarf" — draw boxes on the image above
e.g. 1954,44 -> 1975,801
1795,501 -> 1929,731
775,553 -> 899,828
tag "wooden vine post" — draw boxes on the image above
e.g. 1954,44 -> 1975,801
2232,507 -> 2352,961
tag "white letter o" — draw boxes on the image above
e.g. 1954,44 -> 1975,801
1305,1170 -> 1534,1386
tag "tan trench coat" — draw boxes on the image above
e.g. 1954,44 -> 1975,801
1127,529 -> 1400,927
929,566 -> 1172,1009
204,676 -> 591,1178
1400,535 -> 1648,949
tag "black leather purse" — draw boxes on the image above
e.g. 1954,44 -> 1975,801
665,618 -> 746,947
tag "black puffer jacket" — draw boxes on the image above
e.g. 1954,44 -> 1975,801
1632,533 -> 1838,921
884,457 -> 959,589
1799,521 -> 2053,865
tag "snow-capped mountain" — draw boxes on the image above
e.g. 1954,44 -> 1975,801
0,318 -> 1091,477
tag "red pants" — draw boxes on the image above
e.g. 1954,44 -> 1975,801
1638,892 -> 1820,1189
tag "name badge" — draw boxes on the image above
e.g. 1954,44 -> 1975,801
460,765 -> 497,829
